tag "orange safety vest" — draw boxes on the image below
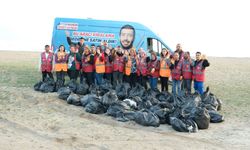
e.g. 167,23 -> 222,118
95,57 -> 105,73
159,58 -> 171,77
125,57 -> 132,76
54,52 -> 68,72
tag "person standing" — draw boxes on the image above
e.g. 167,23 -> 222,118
40,45 -> 54,81
170,52 -> 183,96
193,52 -> 210,95
137,50 -> 149,89
148,52 -> 160,90
104,47 -> 113,82
112,47 -> 125,87
67,44 -> 81,81
94,47 -> 105,85
124,48 -> 138,87
181,51 -> 194,94
54,45 -> 68,84
82,46 -> 94,86
175,43 -> 184,61
65,31 -> 85,83
159,48 -> 171,92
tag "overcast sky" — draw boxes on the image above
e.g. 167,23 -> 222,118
0,0 -> 249,57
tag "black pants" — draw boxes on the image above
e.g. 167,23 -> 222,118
130,73 -> 137,87
79,70 -> 84,84
68,70 -> 79,81
138,75 -> 148,89
160,77 -> 169,92
56,71 -> 66,84
113,71 -> 123,87
84,72 -> 93,86
42,71 -> 54,81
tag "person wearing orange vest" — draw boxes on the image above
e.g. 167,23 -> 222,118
148,51 -> 160,90
104,47 -> 113,82
181,51 -> 194,94
170,52 -> 183,96
112,46 -> 125,87
159,48 -> 171,92
94,47 -> 105,85
40,45 -> 54,81
137,49 -> 149,89
124,48 -> 138,87
54,45 -> 68,84
67,44 -> 81,81
193,52 -> 210,95
82,45 -> 94,86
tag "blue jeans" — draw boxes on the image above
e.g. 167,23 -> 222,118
183,79 -> 192,94
149,77 -> 158,90
194,81 -> 204,95
172,79 -> 181,96
95,73 -> 104,85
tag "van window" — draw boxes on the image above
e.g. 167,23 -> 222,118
147,38 -> 166,56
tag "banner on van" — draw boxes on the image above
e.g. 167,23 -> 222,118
57,22 -> 78,30
71,31 -> 118,45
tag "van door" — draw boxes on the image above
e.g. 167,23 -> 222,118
147,38 -> 167,56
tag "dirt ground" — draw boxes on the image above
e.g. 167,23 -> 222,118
0,51 -> 250,150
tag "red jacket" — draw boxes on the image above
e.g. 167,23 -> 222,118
41,52 -> 53,72
113,55 -> 124,72
182,59 -> 193,79
148,59 -> 159,78
193,60 -> 205,82
105,55 -> 113,73
137,57 -> 148,76
82,54 -> 94,72
171,60 -> 182,80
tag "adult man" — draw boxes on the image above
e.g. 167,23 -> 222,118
175,43 -> 184,61
182,51 -> 194,94
67,44 -> 81,81
65,31 -> 85,83
40,45 -> 54,81
119,25 -> 135,50
170,52 -> 183,96
193,52 -> 210,95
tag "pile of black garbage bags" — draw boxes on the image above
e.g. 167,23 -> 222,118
34,78 -> 224,133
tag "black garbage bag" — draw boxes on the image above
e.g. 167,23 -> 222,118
116,111 -> 136,122
208,110 -> 224,123
173,95 -> 186,108
75,82 -> 89,95
89,85 -> 102,96
170,117 -> 198,133
39,78 -> 55,93
156,91 -> 173,103
129,83 -> 145,98
85,97 -> 106,114
99,79 -> 113,95
34,81 -> 43,91
190,107 -> 210,129
150,102 -> 173,124
55,79 -> 64,92
80,94 -> 99,107
102,90 -> 118,106
217,98 -> 222,111
138,99 -> 153,110
67,80 -> 78,93
115,83 -> 131,99
181,95 -> 201,118
143,88 -> 161,99
134,109 -> 160,127
67,93 -> 81,106
106,101 -> 131,118
57,87 -> 71,100
201,87 -> 220,111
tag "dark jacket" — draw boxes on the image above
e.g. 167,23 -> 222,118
67,37 -> 85,56
194,59 -> 210,69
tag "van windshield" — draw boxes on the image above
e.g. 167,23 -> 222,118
147,38 -> 166,56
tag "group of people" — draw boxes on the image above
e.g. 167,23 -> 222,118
40,35 -> 209,95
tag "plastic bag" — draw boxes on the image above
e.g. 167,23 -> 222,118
57,87 -> 71,100
134,109 -> 160,127
170,117 -> 198,133
67,93 -> 81,106
102,90 -> 118,106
